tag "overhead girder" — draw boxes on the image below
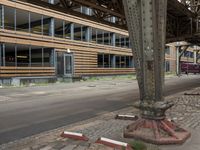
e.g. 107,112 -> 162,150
17,0 -> 200,44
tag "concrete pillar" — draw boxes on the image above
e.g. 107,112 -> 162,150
176,46 -> 179,75
50,49 -> 54,67
70,23 -> 74,40
48,0 -> 54,4
49,18 -> 54,37
1,5 -> 4,29
83,7 -> 91,42
111,33 -> 116,46
0,44 -> 2,66
194,50 -> 197,64
111,55 -> 116,68
176,46 -> 189,76
2,43 -> 5,66
85,27 -> 91,42
111,17 -> 116,23
84,7 -> 90,15
29,46 -> 31,67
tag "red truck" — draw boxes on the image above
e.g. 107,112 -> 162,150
181,62 -> 200,74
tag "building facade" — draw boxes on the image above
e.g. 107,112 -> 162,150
0,0 -> 198,84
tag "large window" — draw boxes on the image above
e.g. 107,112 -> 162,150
125,37 -> 130,48
64,21 -> 71,39
165,46 -> 170,55
91,28 -> 97,43
5,44 -> 16,66
98,54 -> 104,68
125,56 -> 133,68
54,18 -> 64,38
104,54 -> 110,68
2,6 -> 132,49
17,45 -> 30,67
16,9 -> 29,32
43,48 -> 52,67
184,51 -> 190,57
120,56 -> 126,68
165,61 -> 170,72
116,56 -> 120,68
0,43 -> 54,67
31,47 -> 43,67
189,52 -> 194,58
82,26 -> 87,41
0,5 -> 3,28
30,12 -> 42,35
0,44 -> 3,66
104,31 -> 111,45
97,53 -> 133,68
121,36 -> 126,48
97,30 -> 104,44
74,23 -> 82,41
4,6 -> 15,30
116,34 -> 121,47
43,15 -> 51,36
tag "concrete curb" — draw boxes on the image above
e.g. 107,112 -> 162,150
115,114 -> 138,120
61,131 -> 89,141
95,137 -> 133,150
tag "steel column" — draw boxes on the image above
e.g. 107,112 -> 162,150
123,0 -> 191,144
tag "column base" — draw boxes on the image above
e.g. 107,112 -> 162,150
124,118 -> 191,145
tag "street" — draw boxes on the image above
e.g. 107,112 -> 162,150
0,75 -> 200,144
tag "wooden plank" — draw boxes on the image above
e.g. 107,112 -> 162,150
0,66 -> 55,70
0,31 -> 132,56
0,73 -> 55,77
0,70 -> 55,73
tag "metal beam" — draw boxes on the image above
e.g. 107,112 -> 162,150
123,0 -> 191,144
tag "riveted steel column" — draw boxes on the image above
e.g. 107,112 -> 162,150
122,0 -> 191,144
123,0 -> 167,118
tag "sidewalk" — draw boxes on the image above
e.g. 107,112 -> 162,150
1,84 -> 200,150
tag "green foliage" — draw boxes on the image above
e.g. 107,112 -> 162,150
129,140 -> 147,150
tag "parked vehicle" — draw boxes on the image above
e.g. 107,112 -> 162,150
181,62 -> 200,74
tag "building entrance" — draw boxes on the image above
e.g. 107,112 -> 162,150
56,52 -> 73,77
64,53 -> 73,77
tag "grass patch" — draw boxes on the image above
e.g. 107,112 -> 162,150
82,74 -> 137,82
165,71 -> 176,77
129,140 -> 147,150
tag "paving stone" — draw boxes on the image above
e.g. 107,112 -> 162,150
87,144 -> 113,150
60,144 -> 77,150
73,145 -> 88,150
39,146 -> 53,150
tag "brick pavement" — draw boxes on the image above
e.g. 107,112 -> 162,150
1,87 -> 200,150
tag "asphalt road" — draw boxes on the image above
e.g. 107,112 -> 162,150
0,75 -> 200,145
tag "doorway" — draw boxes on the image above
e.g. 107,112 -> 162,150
64,53 -> 73,77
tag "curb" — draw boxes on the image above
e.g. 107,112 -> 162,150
61,131 -> 89,141
115,114 -> 138,120
95,137 -> 133,150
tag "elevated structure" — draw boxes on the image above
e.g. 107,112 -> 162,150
0,0 -> 199,144
26,0 -> 198,145
20,0 -> 198,43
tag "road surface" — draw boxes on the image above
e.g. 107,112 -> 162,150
0,75 -> 200,144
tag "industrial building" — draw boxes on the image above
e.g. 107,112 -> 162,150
0,0 -> 198,84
